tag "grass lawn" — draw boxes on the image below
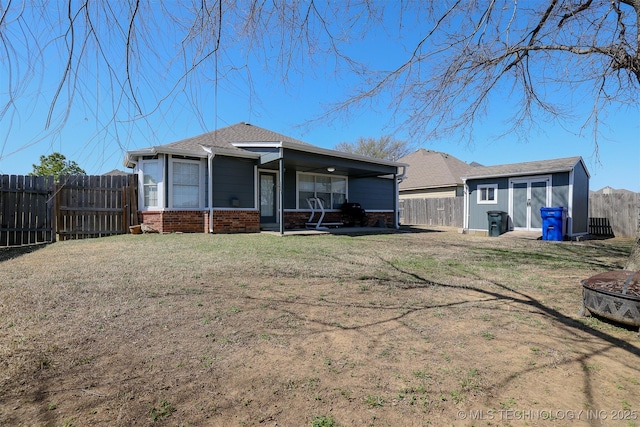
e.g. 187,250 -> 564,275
0,229 -> 638,426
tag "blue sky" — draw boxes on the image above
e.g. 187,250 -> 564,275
1,2 -> 638,192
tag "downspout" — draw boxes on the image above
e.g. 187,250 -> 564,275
462,178 -> 469,231
395,166 -> 407,229
202,146 -> 215,233
279,149 -> 285,236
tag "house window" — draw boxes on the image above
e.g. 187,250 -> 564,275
477,184 -> 498,204
298,173 -> 347,209
142,160 -> 161,208
171,159 -> 201,208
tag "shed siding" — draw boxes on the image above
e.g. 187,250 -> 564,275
467,178 -> 510,230
212,156 -> 255,208
551,173 -> 569,209
571,164 -> 590,234
349,177 -> 395,210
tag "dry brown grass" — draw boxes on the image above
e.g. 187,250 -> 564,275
0,229 -> 638,427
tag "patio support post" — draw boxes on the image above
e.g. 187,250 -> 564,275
279,155 -> 285,235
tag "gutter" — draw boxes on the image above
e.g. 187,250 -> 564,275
396,165 -> 407,183
395,165 -> 407,229
232,141 -> 406,168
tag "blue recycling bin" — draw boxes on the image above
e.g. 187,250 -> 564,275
540,207 -> 565,241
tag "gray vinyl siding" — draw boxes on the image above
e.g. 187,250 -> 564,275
348,177 -> 396,210
212,156 -> 255,208
283,169 -> 298,209
571,164 -> 590,234
467,178 -> 509,230
285,173 -> 397,210
551,173 -> 569,208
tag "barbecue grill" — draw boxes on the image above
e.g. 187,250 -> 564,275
340,201 -> 368,227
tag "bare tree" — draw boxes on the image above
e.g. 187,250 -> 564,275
334,136 -> 413,161
2,1 -> 637,141
1,0 -> 638,266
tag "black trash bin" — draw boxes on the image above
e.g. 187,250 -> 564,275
487,211 -> 507,237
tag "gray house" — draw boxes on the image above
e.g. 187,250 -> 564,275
462,156 -> 590,238
123,122 -> 406,234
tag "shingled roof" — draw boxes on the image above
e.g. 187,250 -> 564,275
398,149 -> 477,190
462,156 -> 586,180
164,122 -> 310,152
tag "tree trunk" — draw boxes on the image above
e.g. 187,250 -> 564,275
624,211 -> 640,271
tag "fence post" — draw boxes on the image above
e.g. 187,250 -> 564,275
47,175 -> 56,243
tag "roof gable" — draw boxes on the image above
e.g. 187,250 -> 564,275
398,149 -> 476,190
165,122 -> 310,152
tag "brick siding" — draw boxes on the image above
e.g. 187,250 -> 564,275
139,211 -> 209,233
139,210 -> 259,234
139,209 -> 394,233
211,210 -> 260,233
284,211 -> 395,229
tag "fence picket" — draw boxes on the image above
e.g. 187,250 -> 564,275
401,193 -> 638,238
400,197 -> 464,227
1,174 -> 137,246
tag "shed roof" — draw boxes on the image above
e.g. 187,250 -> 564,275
398,149 -> 477,190
462,156 -> 588,180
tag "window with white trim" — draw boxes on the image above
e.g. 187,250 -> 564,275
141,160 -> 161,208
298,173 -> 347,209
477,184 -> 498,204
170,159 -> 201,208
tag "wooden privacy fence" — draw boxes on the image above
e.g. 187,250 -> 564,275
0,175 -> 55,246
589,192 -> 639,238
56,174 -> 138,241
0,174 -> 138,247
400,197 -> 464,228
401,193 -> 639,237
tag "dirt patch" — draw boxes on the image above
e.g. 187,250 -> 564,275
0,230 -> 638,426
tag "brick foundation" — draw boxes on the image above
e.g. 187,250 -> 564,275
139,210 -> 209,233
139,210 -> 259,234
365,211 -> 396,228
284,211 -> 395,229
138,209 -> 394,233
211,210 -> 260,233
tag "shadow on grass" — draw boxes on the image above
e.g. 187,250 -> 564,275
240,251 -> 638,411
0,243 -> 50,263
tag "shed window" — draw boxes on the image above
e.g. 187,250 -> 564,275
298,173 -> 347,209
477,184 -> 498,204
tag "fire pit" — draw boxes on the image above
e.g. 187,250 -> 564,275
581,270 -> 640,332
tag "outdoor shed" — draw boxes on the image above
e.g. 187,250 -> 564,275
461,156 -> 590,238
123,122 -> 406,234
